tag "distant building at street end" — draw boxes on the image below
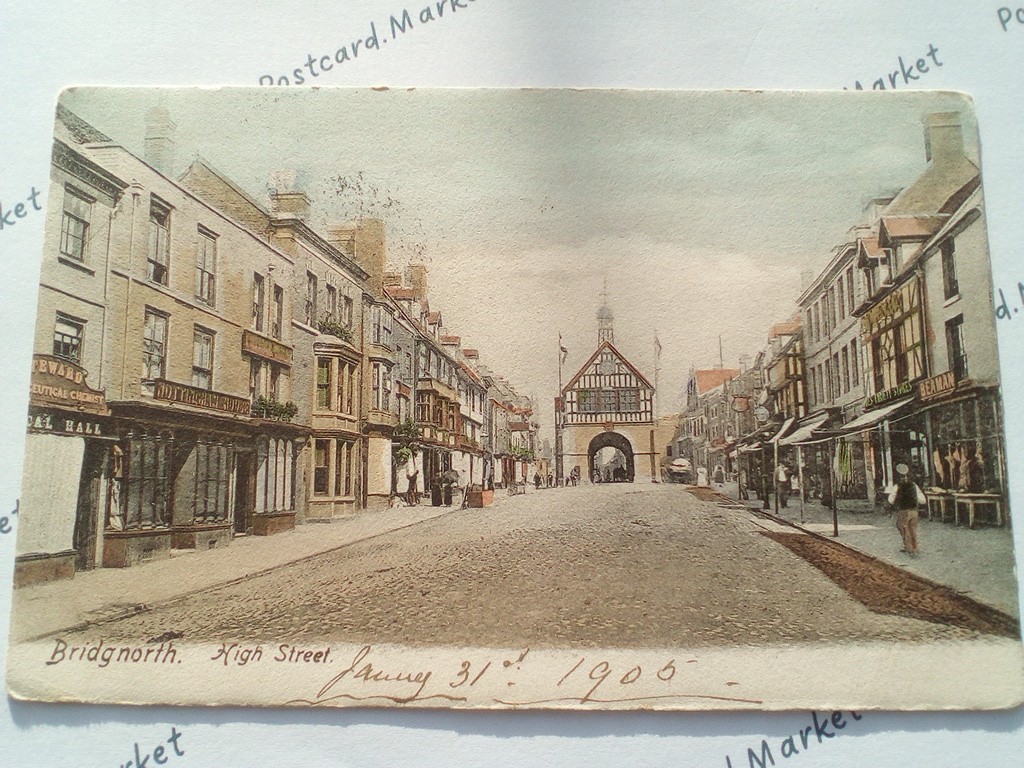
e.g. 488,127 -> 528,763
557,295 -> 658,484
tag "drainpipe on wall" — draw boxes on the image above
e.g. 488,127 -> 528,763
119,182 -> 144,397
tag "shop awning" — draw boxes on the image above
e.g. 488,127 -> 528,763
833,396 -> 915,435
767,417 -> 795,444
779,414 -> 830,446
738,442 -> 762,453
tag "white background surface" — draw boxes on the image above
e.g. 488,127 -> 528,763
1,1 -> 1023,765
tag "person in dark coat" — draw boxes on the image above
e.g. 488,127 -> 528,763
887,463 -> 925,555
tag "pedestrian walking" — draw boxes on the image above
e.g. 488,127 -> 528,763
534,472 -> 542,490
547,472 -> 554,488
887,463 -> 925,555
761,466 -> 772,509
406,469 -> 419,506
776,462 -> 790,508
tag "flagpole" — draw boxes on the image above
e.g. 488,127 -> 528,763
654,335 -> 661,421
558,333 -> 564,392
556,333 -> 564,487
653,334 -> 661,483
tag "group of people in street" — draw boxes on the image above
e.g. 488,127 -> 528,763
733,462 -> 801,509
531,466 -> 584,488
533,471 -> 556,489
733,457 -> 926,556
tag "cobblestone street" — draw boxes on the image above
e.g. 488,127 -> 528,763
60,483 -> 1005,649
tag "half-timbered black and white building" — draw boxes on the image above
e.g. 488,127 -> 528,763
557,297 -> 658,483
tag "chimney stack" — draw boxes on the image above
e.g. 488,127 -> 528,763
739,354 -> 751,371
144,106 -> 176,175
407,263 -> 428,302
327,223 -> 356,257
924,112 -> 965,167
267,169 -> 311,221
329,219 -> 386,296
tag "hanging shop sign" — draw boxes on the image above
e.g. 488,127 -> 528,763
242,330 -> 293,366
153,379 -> 251,416
731,395 -> 751,412
918,370 -> 957,401
29,355 -> 109,416
864,380 -> 915,410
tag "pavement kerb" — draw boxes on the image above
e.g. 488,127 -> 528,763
711,489 -> 1018,626
15,504 -> 466,644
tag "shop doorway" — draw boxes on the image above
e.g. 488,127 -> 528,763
72,442 -> 106,571
234,452 -> 256,535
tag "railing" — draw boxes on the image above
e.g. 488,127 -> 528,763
563,411 -> 652,424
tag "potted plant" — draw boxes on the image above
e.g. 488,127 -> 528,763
251,396 -> 298,422
317,316 -> 354,344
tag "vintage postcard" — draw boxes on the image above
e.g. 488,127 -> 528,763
6,88 -> 1022,710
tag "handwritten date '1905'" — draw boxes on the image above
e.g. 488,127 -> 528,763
230,643 -> 760,708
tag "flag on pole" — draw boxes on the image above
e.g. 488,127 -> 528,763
559,334 -> 569,364
654,335 -> 662,358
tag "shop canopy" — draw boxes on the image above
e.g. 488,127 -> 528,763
831,396 -> 915,436
767,417 -> 796,444
779,413 -> 830,446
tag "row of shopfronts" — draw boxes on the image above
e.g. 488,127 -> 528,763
20,353 -> 308,586
679,112 -> 1008,529
729,375 -> 1005,528
16,104 -> 536,587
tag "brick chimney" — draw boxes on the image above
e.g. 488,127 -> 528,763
924,112 -> 965,167
327,223 -> 357,258
267,170 -> 310,222
330,219 -> 385,296
407,263 -> 428,302
270,193 -> 310,222
144,106 -> 176,175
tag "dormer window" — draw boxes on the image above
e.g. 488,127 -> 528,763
881,250 -> 894,285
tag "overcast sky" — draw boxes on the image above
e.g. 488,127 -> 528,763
62,87 -> 980,438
